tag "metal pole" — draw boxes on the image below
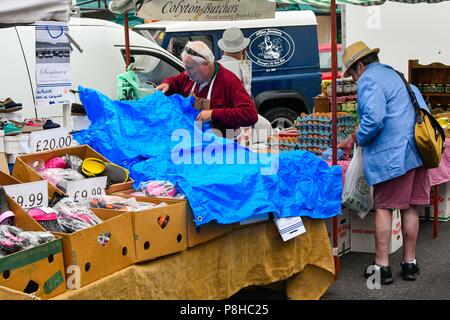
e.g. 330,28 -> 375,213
124,11 -> 131,69
331,0 -> 340,279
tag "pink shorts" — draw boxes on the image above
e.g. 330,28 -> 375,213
373,167 -> 430,210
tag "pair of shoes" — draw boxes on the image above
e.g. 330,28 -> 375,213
0,98 -> 23,113
71,102 -> 86,116
0,120 -> 21,136
43,119 -> 61,130
10,119 -> 43,133
81,158 -> 130,185
401,261 -> 420,281
364,262 -> 394,285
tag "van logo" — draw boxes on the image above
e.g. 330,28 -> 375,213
247,28 -> 295,68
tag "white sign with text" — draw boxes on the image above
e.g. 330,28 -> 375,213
4,181 -> 49,209
29,127 -> 74,153
66,177 -> 107,204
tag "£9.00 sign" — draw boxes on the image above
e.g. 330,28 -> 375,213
29,127 -> 75,153
66,177 -> 107,203
4,181 -> 49,209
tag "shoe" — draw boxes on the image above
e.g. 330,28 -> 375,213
364,262 -> 394,285
71,102 -> 86,116
43,119 -> 61,130
0,121 -> 21,136
0,98 -> 23,113
0,186 -> 14,226
11,119 -> 43,133
401,261 -> 420,281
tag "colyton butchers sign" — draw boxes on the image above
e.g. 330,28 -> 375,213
137,0 -> 275,21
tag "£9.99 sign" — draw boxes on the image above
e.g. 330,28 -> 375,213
4,181 -> 49,209
30,127 -> 74,153
66,177 -> 107,204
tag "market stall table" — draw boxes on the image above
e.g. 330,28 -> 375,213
47,217 -> 334,300
427,138 -> 450,238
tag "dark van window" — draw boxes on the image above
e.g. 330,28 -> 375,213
167,35 -> 214,60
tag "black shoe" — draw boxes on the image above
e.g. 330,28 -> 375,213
71,102 -> 86,116
43,119 -> 61,130
401,261 -> 420,281
0,186 -> 11,213
0,98 -> 23,113
364,263 -> 394,285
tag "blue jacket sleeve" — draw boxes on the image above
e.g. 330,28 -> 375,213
356,75 -> 386,147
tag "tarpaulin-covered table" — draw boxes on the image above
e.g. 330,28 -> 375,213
49,218 -> 334,300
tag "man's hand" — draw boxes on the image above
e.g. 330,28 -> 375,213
155,83 -> 169,93
337,133 -> 356,160
196,110 -> 213,121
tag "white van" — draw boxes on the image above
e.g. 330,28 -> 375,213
0,17 -> 184,123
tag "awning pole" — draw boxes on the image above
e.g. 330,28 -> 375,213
331,0 -> 340,280
124,11 -> 131,69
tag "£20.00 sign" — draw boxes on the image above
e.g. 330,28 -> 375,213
29,127 -> 75,153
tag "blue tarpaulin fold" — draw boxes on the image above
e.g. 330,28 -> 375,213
73,86 -> 342,225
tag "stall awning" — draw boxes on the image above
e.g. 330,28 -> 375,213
0,0 -> 70,24
271,0 -> 449,8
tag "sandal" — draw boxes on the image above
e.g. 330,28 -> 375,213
82,158 -> 129,185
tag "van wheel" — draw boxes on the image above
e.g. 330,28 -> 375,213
262,107 -> 299,132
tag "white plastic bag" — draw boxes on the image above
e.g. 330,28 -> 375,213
342,147 -> 373,218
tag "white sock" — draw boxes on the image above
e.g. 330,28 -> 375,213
403,259 -> 416,264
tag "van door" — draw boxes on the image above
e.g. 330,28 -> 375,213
0,27 -> 36,118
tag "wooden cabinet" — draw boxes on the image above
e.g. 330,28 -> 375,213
408,59 -> 450,112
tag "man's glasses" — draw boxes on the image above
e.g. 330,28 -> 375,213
184,46 -> 208,61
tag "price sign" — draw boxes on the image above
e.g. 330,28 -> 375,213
4,181 -> 49,209
29,127 -> 74,153
66,177 -> 107,204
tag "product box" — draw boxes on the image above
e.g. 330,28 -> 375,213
0,198 -> 67,299
12,144 -> 134,195
273,216 -> 306,242
28,206 -> 136,289
326,209 -> 351,256
4,134 -> 30,155
418,182 -> 450,221
350,209 -> 403,254
113,190 -> 236,248
92,195 -> 187,263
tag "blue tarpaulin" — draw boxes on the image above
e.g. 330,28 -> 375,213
73,86 -> 342,225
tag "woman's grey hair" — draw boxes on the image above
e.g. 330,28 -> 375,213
181,41 -> 215,65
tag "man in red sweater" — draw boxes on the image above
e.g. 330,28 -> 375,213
155,41 -> 258,136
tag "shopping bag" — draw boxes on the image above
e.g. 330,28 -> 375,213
117,63 -> 155,100
342,146 -> 373,218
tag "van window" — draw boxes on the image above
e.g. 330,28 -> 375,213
167,35 -> 214,60
319,50 -> 343,72
123,50 -> 182,86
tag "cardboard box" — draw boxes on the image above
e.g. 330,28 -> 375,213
326,209 -> 351,256
273,216 -> 306,241
419,183 -> 450,221
27,206 -> 136,289
12,144 -> 134,195
92,195 -> 187,263
113,190 -> 236,248
350,209 -> 403,254
0,198 -> 67,299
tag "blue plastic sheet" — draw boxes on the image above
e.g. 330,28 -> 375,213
74,86 -> 342,225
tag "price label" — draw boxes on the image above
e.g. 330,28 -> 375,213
29,127 -> 74,153
66,177 -> 107,204
4,181 -> 49,209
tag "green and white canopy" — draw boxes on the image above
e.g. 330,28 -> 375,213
272,0 -> 449,8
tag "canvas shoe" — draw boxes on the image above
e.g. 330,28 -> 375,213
0,121 -> 21,136
0,98 -> 23,113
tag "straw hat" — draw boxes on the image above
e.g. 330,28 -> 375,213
342,41 -> 380,77
218,27 -> 250,53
